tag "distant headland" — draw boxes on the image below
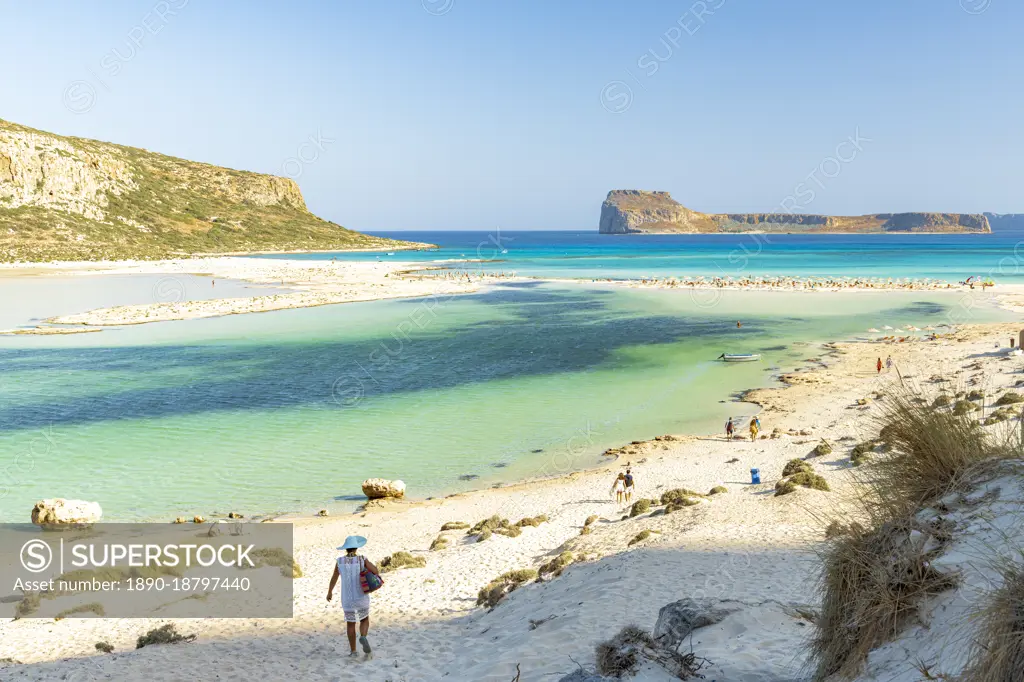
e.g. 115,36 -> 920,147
599,190 -> 992,235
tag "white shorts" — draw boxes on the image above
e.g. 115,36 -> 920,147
344,607 -> 370,623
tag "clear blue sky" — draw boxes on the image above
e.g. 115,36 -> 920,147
2,0 -> 1020,230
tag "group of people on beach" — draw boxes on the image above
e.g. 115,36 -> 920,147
876,355 -> 894,374
599,275 -> 970,292
724,415 -> 760,441
611,467 -> 635,503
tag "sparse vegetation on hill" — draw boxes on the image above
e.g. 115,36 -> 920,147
0,119 -> 426,261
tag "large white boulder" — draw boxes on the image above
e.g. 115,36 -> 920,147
361,479 -> 406,500
31,498 -> 102,527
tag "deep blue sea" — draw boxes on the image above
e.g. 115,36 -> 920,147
259,229 -> 1024,283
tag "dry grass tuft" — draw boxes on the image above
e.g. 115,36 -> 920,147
995,391 -> 1024,406
476,569 -> 538,609
629,499 -> 652,517
55,602 -> 105,620
515,514 -> 549,528
954,400 -> 980,416
539,551 -> 574,577
584,514 -> 599,526
628,530 -> 652,546
94,642 -> 114,654
809,388 -> 1012,680
660,488 -> 704,505
709,485 -> 728,495
962,561 -> 1024,681
247,548 -> 302,578
136,624 -> 196,649
812,518 -> 959,680
429,535 -> 448,551
596,625 -> 655,677
783,459 -> 813,477
440,521 -> 469,531
379,551 -> 427,573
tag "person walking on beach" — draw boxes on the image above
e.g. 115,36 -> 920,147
611,473 -> 627,503
876,357 -> 883,374
749,416 -> 760,442
327,536 -> 380,660
725,417 -> 735,440
886,355 -> 893,372
623,468 -> 635,503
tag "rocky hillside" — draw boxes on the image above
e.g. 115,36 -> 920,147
984,212 -> 1024,231
599,190 -> 991,235
0,120 -> 424,262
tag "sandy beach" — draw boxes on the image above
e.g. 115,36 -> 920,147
3,256 -> 1021,335
3,316 -> 1022,680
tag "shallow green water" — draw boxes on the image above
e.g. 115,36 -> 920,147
0,281 -> 1011,521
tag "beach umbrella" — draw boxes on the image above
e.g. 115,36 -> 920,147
867,328 -> 880,333
924,326 -> 936,331
894,329 -> 905,334
883,325 -> 894,331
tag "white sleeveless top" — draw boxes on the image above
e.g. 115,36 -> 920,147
337,555 -> 370,610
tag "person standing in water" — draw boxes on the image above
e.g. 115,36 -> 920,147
725,417 -> 735,440
623,468 -> 635,503
327,535 -> 380,660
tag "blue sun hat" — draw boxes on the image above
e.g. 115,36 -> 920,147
337,535 -> 367,551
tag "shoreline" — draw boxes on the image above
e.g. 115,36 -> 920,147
5,320 -> 1022,679
0,255 -> 1017,334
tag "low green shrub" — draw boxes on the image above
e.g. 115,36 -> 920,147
628,530 -> 652,546
379,551 -> 427,573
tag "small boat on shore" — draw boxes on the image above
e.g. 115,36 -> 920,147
718,353 -> 762,363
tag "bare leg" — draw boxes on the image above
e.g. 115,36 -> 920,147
359,617 -> 372,656
347,622 -> 357,653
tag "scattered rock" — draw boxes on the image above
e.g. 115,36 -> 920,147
31,498 -> 102,528
227,512 -> 243,519
361,478 -> 406,499
653,598 -> 742,649
317,509 -> 329,517
192,515 -> 205,524
458,474 -> 479,481
172,517 -> 186,524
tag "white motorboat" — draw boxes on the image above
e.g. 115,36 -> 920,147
718,353 -> 761,363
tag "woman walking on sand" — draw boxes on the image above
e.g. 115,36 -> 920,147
749,416 -> 760,442
327,536 -> 380,660
611,473 -> 627,503
876,357 -> 883,374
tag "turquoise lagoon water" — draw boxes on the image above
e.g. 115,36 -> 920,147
266,229 -> 1024,283
0,266 -> 1013,521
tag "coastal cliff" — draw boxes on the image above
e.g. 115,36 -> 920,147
0,119 -> 422,261
599,190 -> 991,235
